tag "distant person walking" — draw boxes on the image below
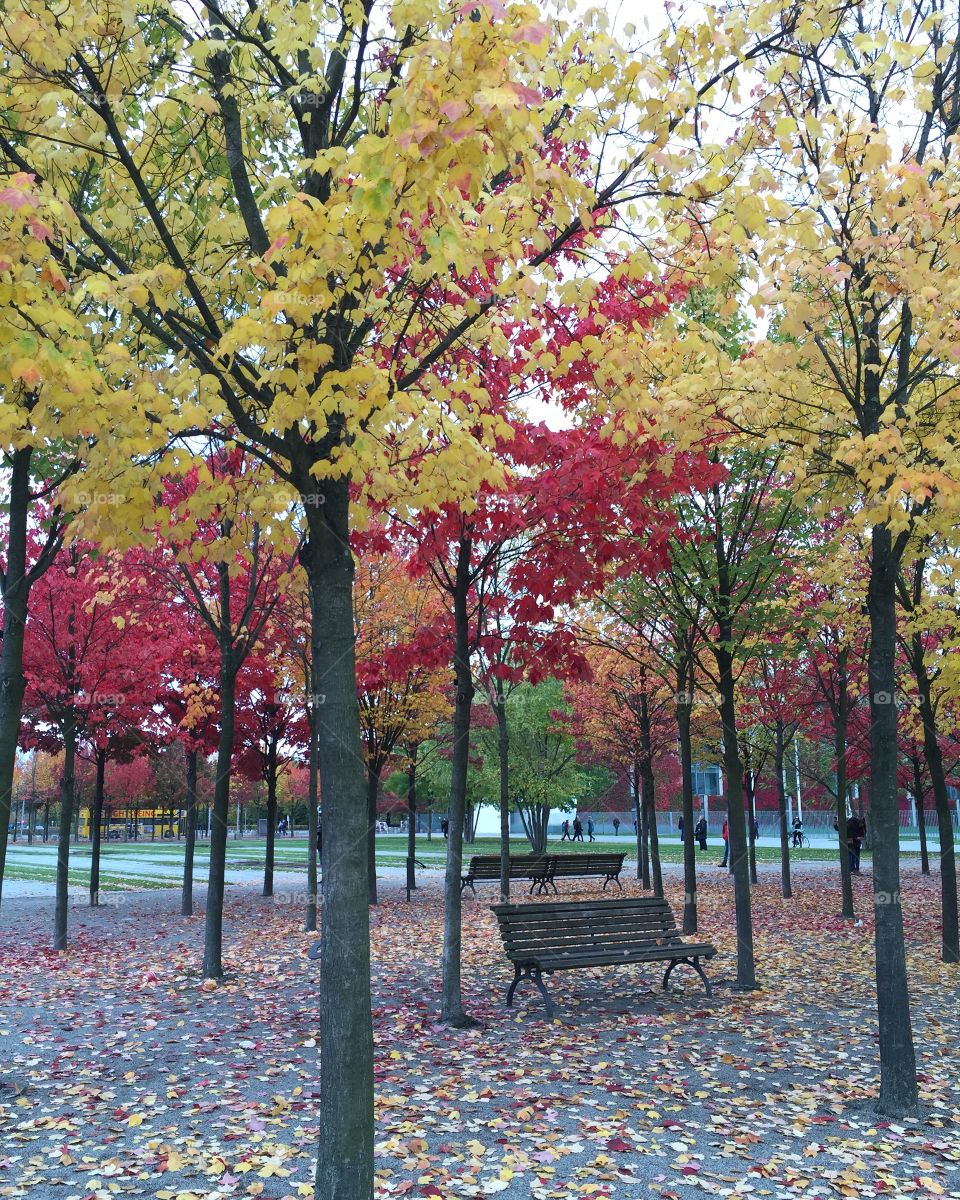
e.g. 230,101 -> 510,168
695,815 -> 707,851
587,817 -> 595,842
719,818 -> 729,868
752,815 -> 759,841
678,814 -> 684,841
847,815 -> 865,873
612,817 -> 620,836
440,817 -> 449,840
560,819 -> 571,842
572,817 -> 584,842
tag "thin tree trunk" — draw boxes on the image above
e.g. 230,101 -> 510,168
715,641 -> 757,990
54,715 -> 77,951
89,747 -> 106,907
0,449 -> 35,909
632,761 -> 643,881
911,755 -> 930,877
263,734 -> 278,898
441,538 -> 476,1027
834,649 -> 855,920
912,636 -> 959,962
867,524 -> 918,1114
677,660 -> 697,933
182,747 -> 198,916
304,477 -> 373,1199
366,764 -> 379,906
745,767 -> 758,886
494,693 -> 510,903
405,745 -> 418,899
202,645 -> 237,978
638,691 -> 662,897
775,721 -> 792,900
304,690 -> 320,932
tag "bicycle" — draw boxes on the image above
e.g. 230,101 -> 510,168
790,832 -> 809,849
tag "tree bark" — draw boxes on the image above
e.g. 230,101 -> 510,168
405,746 -> 418,900
441,536 -> 476,1027
632,760 -> 643,882
775,721 -> 792,900
494,690 -> 510,903
0,449 -> 34,908
677,661 -> 697,933
182,747 -> 198,916
867,524 -> 918,1114
834,648 -> 855,920
305,700 -> 319,933
638,691 -> 662,898
715,642 -> 757,989
911,634 -> 959,962
911,755 -> 930,877
745,767 -> 758,886
202,639 -> 237,978
263,732 -> 278,898
303,476 -> 373,1198
89,747 -> 106,907
54,715 -> 77,951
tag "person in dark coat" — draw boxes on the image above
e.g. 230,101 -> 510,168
572,817 -> 584,841
695,816 -> 707,850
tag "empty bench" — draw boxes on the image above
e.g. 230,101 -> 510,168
461,855 -> 551,896
546,852 -> 625,892
491,896 -> 717,1018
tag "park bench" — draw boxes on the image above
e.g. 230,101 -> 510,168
545,852 -> 625,892
490,896 -> 717,1018
461,854 -> 552,896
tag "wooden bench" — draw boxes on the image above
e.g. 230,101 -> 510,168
545,852 -> 625,892
461,854 -> 551,896
490,897 -> 717,1018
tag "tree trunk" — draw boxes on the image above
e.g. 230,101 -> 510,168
494,693 -> 510,903
89,747 -> 106,907
202,645 -> 237,978
911,635 -> 959,962
867,524 -> 918,1114
632,761 -> 643,881
263,733 -> 278,898
745,768 -> 758,886
715,641 -> 757,990
182,747 -> 198,916
638,691 -> 662,897
366,764 -> 380,906
441,537 -> 476,1027
54,715 -> 77,951
405,746 -> 418,900
911,755 -> 930,877
0,448 -> 34,909
834,649 -> 855,920
775,721 -> 792,900
305,701 -> 319,933
303,477 -> 373,1200
677,662 -> 697,933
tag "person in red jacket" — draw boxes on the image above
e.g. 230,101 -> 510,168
719,818 -> 729,868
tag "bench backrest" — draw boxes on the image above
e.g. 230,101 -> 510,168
549,853 -> 625,877
466,855 -> 550,880
490,897 -> 682,958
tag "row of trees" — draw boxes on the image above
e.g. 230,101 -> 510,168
3,1 -> 960,1196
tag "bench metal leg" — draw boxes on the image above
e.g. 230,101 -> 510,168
602,873 -> 623,891
460,879 -> 476,897
505,964 -> 556,1018
662,955 -> 713,997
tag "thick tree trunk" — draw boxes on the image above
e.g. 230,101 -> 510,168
715,642 -> 757,990
89,747 -> 106,907
638,692 -> 662,897
0,448 -> 34,909
911,755 -> 930,877
54,715 -> 77,951
911,637 -> 959,962
867,525 -> 918,1115
494,694 -> 510,903
441,538 -> 476,1027
305,703 -> 319,933
677,662 -> 697,933
405,747 -> 418,900
202,648 -> 237,978
304,477 -> 373,1199
366,764 -> 380,906
182,747 -> 198,916
263,735 -> 278,898
775,722 -> 792,900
